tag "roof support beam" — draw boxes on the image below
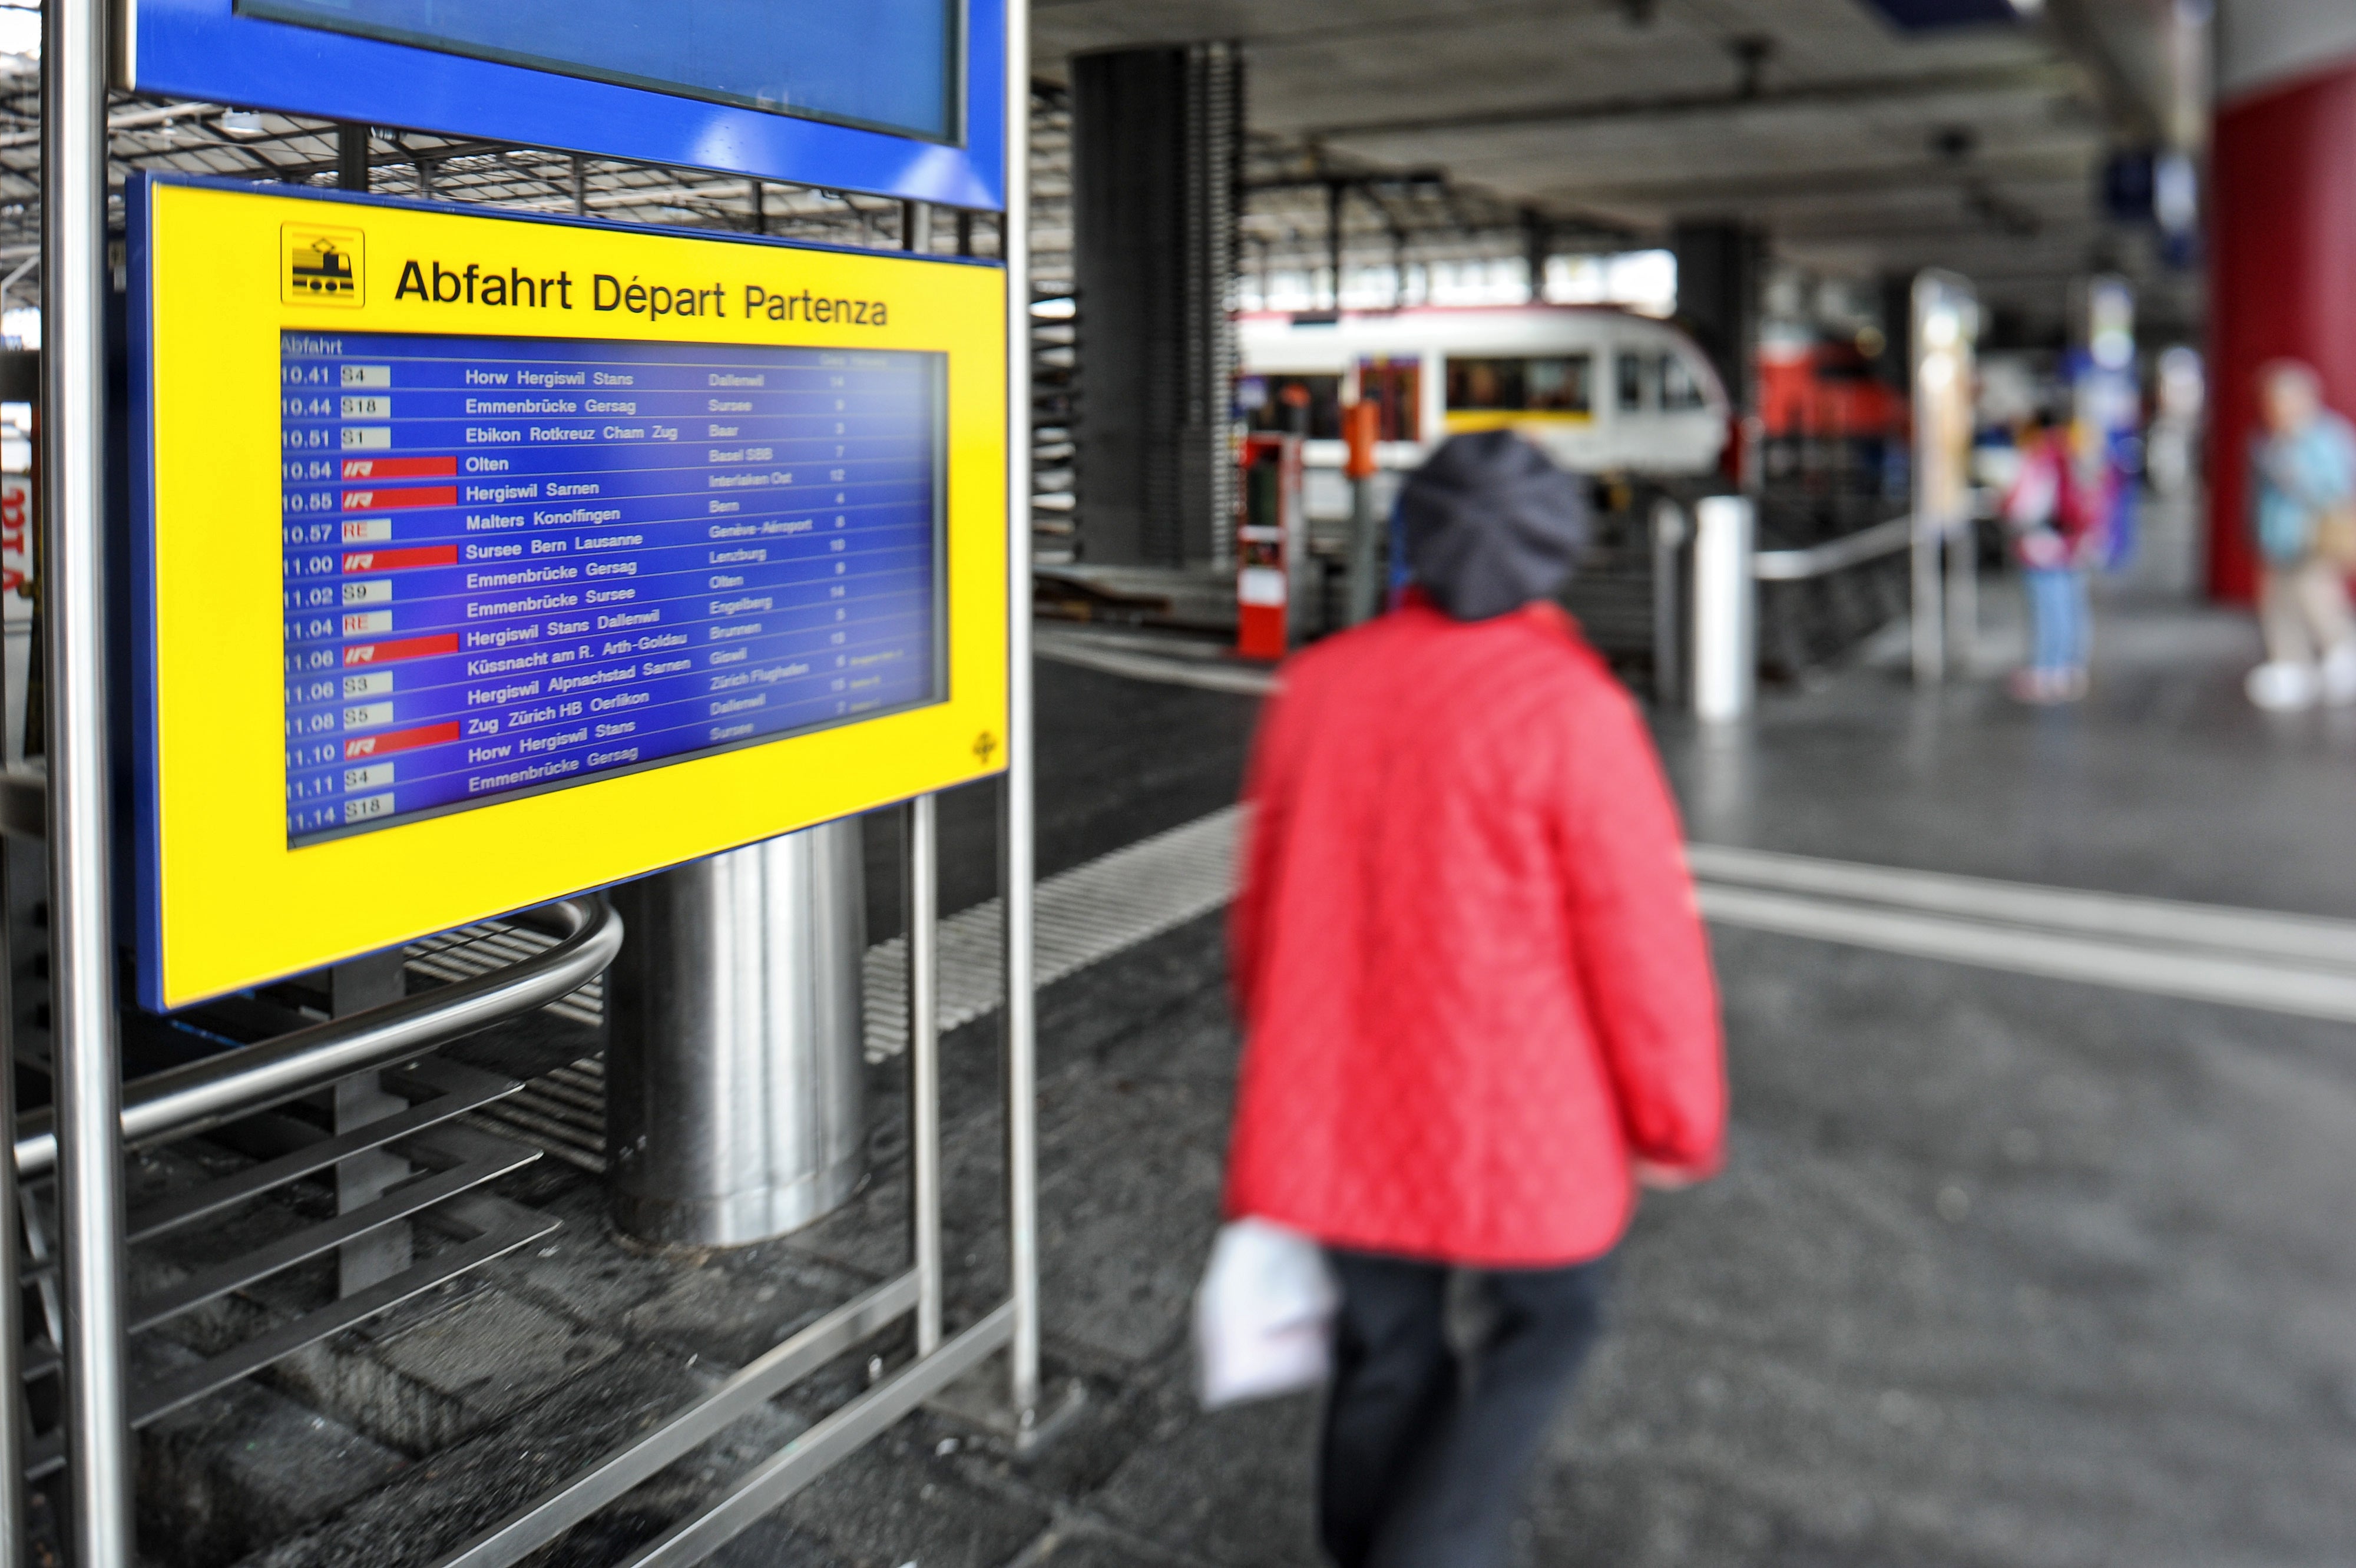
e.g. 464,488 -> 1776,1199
1296,59 -> 2079,142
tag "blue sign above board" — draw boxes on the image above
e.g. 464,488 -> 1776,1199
121,0 -> 1006,210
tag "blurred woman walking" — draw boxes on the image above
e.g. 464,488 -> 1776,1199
1224,431 -> 1727,1568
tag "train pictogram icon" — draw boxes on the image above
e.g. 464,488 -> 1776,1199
289,237 -> 356,295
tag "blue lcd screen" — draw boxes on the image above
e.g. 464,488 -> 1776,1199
279,329 -> 946,844
237,0 -> 959,142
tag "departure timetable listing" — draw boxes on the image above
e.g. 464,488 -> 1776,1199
279,330 -> 945,843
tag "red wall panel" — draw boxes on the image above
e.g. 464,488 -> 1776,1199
2210,59 -> 2356,602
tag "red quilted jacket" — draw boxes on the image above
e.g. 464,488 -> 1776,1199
1224,597 -> 1726,1266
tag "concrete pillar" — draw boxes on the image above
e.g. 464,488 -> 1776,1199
1672,219 -> 1765,423
603,822 -> 867,1248
1070,44 -> 1241,567
2208,2 -> 2356,601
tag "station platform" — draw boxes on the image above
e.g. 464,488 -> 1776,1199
158,581 -> 2356,1568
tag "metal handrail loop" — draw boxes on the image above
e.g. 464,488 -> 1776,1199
1751,512 -> 1916,581
14,896 -> 623,1179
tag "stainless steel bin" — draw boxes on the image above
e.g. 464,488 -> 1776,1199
605,820 -> 867,1246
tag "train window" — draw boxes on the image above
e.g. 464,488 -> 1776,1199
1356,357 -> 1421,441
1242,373 -> 1344,438
1660,354 -> 1708,411
1616,352 -> 1651,412
1446,355 -> 1592,414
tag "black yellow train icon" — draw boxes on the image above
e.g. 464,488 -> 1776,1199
289,236 -> 356,295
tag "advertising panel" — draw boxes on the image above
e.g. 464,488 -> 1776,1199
129,175 -> 1008,1008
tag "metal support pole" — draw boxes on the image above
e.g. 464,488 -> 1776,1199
905,798 -> 941,1358
901,200 -> 930,254
43,0 -> 131,1559
1911,514 -> 1944,684
332,953 -> 411,1294
336,124 -> 369,192
1002,0 -> 1042,1427
749,181 -> 765,236
571,155 -> 587,217
1342,402 -> 1381,627
1324,180 -> 1344,311
0,851 -> 25,1566
1650,496 -> 1688,707
1344,477 -> 1381,626
1945,519 -> 1976,676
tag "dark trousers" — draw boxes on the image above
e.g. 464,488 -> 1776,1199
1318,1251 -> 1609,1568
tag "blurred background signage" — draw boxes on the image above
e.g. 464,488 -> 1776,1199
118,0 -> 1008,209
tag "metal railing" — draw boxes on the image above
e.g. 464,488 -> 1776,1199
12,894 -> 622,1179
19,5 -> 1040,1560
1751,512 -> 1915,581
0,760 -> 624,1486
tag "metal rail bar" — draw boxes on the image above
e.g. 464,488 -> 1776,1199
0,792 -> 22,1565
124,1141 -> 536,1333
24,1196 -> 558,1478
623,1303 -> 1017,1568
1750,512 -> 1915,581
45,0 -> 133,1559
1002,0 -> 1042,1426
908,797 -> 942,1357
428,1271 -> 919,1568
122,1060 -> 520,1245
12,895 -> 621,1179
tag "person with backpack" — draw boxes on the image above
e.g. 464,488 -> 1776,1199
2003,408 -> 2101,704
2245,359 -> 2356,711
1222,429 -> 1727,1568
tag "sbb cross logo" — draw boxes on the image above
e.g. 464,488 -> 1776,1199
282,223 -> 363,308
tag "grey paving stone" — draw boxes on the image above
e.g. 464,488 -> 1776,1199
1086,1390 -> 1322,1568
474,1178 -> 701,1325
239,1348 -> 707,1568
1016,1526 -> 1197,1568
620,1245 -> 879,1369
137,1345 -> 409,1568
264,1284 -> 622,1456
758,1432 -> 1053,1568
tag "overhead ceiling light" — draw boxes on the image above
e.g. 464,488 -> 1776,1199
217,110 -> 264,136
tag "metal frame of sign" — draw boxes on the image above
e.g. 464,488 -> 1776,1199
116,0 -> 1008,211
125,173 -> 1009,1011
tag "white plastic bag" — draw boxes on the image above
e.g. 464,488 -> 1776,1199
1192,1218 -> 1338,1410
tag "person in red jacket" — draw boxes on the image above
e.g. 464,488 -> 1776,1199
1225,429 -> 1726,1568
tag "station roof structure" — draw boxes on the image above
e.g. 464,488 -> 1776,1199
0,1 -> 2198,344
1035,0 -> 2204,339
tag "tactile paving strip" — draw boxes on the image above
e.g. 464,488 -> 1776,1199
459,805 -> 1249,1172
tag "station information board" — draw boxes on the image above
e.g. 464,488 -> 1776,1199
130,176 -> 1008,1010
279,334 -> 944,842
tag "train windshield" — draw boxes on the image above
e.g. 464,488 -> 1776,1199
1445,355 -> 1593,415
1660,353 -> 1709,410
